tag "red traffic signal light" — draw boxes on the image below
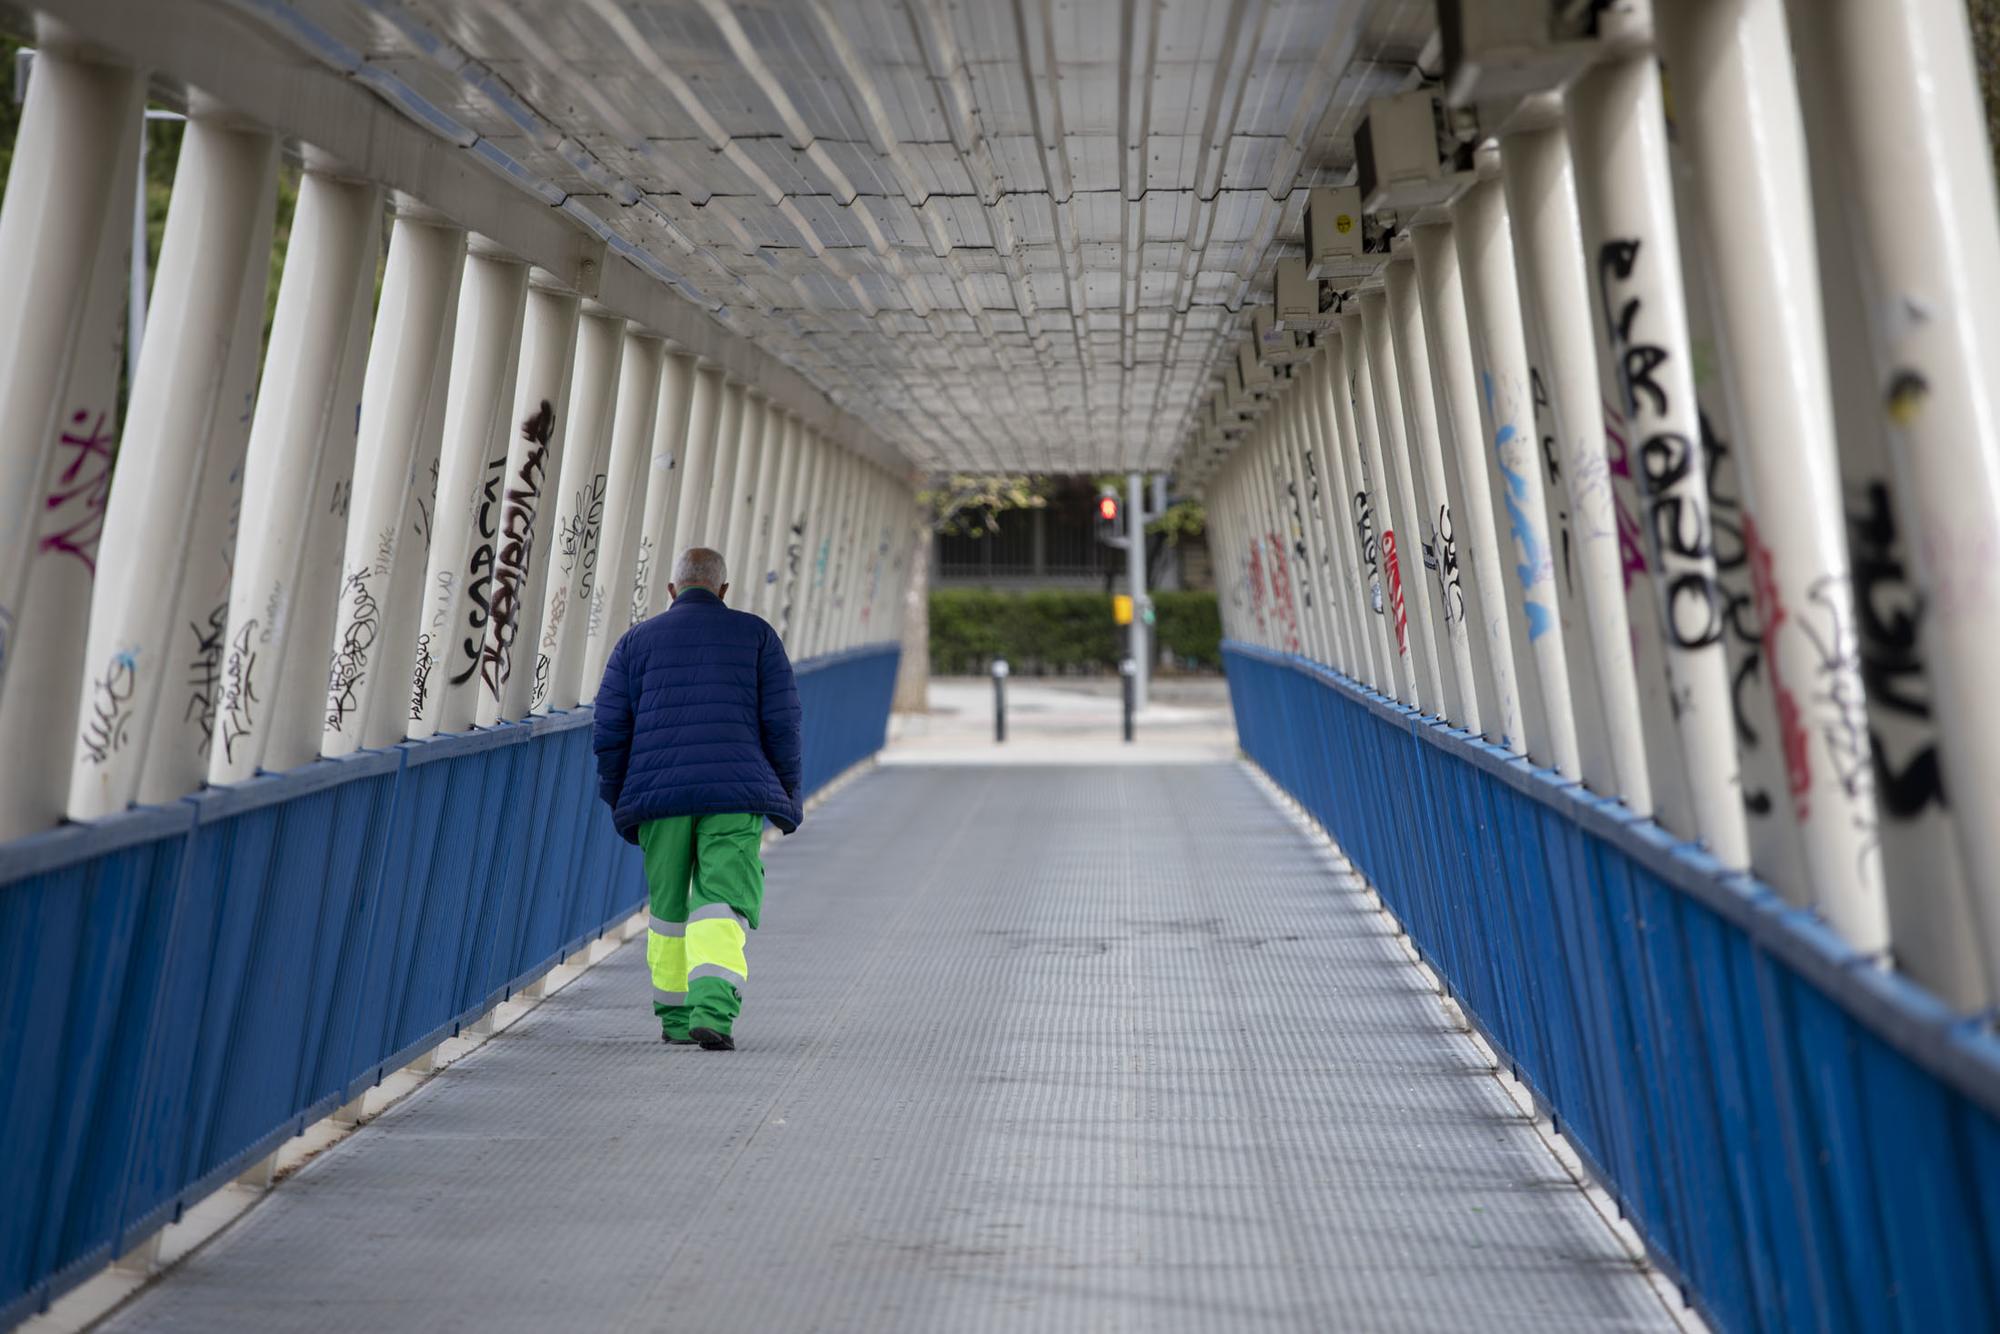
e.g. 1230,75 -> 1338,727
1097,493 -> 1119,522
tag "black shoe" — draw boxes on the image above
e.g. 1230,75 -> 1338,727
689,1027 -> 735,1051
662,1031 -> 694,1045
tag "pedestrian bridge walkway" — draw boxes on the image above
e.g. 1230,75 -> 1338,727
99,763 -> 1677,1333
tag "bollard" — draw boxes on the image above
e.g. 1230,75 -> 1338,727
1120,657 -> 1137,743
991,658 -> 1009,743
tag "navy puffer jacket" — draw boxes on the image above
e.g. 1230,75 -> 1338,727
593,588 -> 803,841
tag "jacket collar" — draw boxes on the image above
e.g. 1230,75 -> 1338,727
671,587 -> 724,609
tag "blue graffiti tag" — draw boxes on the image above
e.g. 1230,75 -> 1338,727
1485,371 -> 1553,640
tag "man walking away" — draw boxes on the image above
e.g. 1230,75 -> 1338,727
593,546 -> 803,1051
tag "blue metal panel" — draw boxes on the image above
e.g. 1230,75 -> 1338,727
1223,641 -> 2000,1334
0,642 -> 900,1326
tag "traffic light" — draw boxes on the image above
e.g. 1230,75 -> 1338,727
1094,488 -> 1123,544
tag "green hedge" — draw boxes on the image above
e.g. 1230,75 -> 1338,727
929,589 -> 1221,675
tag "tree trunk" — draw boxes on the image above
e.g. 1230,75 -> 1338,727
893,523 -> 931,712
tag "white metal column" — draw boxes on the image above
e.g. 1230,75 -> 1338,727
580,331 -> 664,698
62,117 -> 273,821
672,363 -> 725,560
322,213 -> 465,758
1292,357 -> 1345,672
1360,290 -> 1446,717
410,248 -> 528,739
1792,0 -> 1993,1004
753,411 -> 802,624
207,169 -> 381,785
1384,260 -> 1473,729
1568,34 -> 1750,868
1664,0 -> 1888,945
632,350 -> 698,627
1498,126 -> 1651,807
702,379 -> 747,553
745,404 -> 790,622
477,275 -> 580,726
781,430 -> 828,648
1411,224 -> 1510,745
0,49 -> 141,723
1451,168 -> 1579,777
716,388 -> 765,566
1308,347 -> 1374,684
532,305 -> 625,714
1280,372 -> 1338,669
0,52 -> 142,836
1340,310 -> 1414,704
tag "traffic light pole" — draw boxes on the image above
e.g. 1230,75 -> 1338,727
1127,471 -> 1148,711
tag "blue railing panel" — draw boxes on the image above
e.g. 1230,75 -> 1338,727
1223,641 -> 2000,1334
0,640 -> 900,1327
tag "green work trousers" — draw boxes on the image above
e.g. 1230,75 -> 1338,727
640,813 -> 764,1039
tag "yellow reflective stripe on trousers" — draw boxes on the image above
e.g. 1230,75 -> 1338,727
647,923 -> 687,995
685,916 -> 748,989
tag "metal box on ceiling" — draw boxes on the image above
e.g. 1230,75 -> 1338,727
1237,338 -> 1275,391
1251,307 -> 1310,366
1354,89 -> 1473,216
1438,0 -> 1603,109
1304,186 -> 1368,282
1273,257 -> 1339,330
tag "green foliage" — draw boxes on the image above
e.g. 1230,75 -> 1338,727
920,474 -> 1049,537
1149,496 -> 1206,543
929,588 -> 1220,675
1152,590 -> 1221,669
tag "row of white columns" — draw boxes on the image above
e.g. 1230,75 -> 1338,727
1203,0 -> 2000,1014
0,45 -> 919,843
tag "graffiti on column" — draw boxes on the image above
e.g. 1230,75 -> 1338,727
1265,530 -> 1301,654
184,601 -> 229,756
1246,536 -> 1270,640
532,465 -> 604,709
630,536 -> 654,629
1282,468 -> 1312,617
1597,238 -> 1723,656
217,620 -> 260,763
413,456 -> 440,548
581,471 -> 610,645
1600,399 -> 1651,595
1846,481 -> 1945,816
779,512 -> 808,636
40,408 -> 116,574
446,450 -> 509,690
1305,447 -> 1336,603
325,564 -> 382,731
78,649 -> 138,765
1352,490 -> 1384,615
477,401 -> 554,701
1530,368 -> 1576,592
1484,370 -> 1554,641
1703,413 -> 1776,815
1382,530 -> 1409,657
1434,503 -> 1465,625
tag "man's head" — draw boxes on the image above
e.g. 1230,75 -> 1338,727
670,547 -> 729,602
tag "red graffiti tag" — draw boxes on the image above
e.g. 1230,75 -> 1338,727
1382,529 -> 1409,657
1265,530 -> 1300,654
1746,515 -> 1811,821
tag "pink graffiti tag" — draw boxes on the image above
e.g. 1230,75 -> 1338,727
1265,531 -> 1301,654
41,408 -> 116,574
1746,515 -> 1811,822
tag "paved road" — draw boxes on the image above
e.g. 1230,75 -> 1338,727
107,764 -> 1675,1333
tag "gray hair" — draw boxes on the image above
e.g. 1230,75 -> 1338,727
673,546 -> 727,590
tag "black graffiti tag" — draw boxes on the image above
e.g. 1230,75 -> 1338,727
479,401 -> 554,698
